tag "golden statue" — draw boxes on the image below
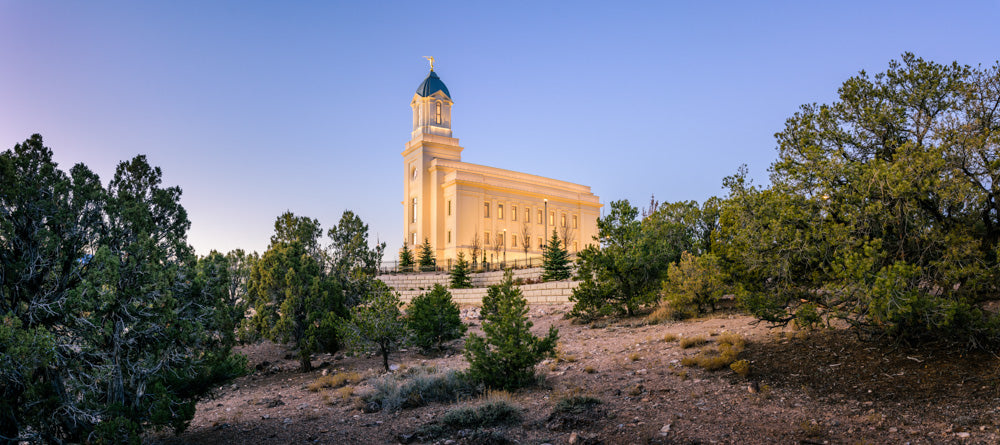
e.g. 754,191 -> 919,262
423,56 -> 435,71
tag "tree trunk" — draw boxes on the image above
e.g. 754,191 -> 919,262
299,354 -> 312,372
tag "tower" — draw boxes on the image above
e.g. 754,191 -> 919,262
402,61 -> 462,257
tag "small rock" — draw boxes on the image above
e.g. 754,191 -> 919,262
282,418 -> 292,424
321,368 -> 329,376
261,414 -> 269,419
443,440 -> 457,445
568,431 -> 579,444
660,424 -> 672,436
889,427 -> 898,433
957,432 -> 971,438
389,364 -> 400,372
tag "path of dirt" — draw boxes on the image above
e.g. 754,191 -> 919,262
151,304 -> 1000,444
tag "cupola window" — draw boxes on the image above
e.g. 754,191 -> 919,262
435,102 -> 442,124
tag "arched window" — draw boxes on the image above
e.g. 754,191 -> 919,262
435,102 -> 442,124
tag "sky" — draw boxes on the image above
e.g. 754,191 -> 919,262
2,1 -> 998,257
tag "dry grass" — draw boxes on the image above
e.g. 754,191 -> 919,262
730,359 -> 751,377
628,352 -> 641,362
662,333 -> 678,343
307,371 -> 362,392
680,335 -> 708,349
583,365 -> 597,374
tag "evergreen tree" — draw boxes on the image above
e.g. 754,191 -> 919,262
418,237 -> 435,271
242,212 -> 344,371
449,252 -> 473,288
343,283 -> 407,371
399,241 -> 415,272
407,284 -> 466,352
542,229 -> 572,281
1,135 -> 245,443
464,272 -> 558,390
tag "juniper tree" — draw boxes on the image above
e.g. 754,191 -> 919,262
343,283 -> 407,371
1,136 -> 244,443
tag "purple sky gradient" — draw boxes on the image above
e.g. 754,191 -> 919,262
2,1 -> 998,257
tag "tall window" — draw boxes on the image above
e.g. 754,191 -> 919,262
498,204 -> 504,220
573,215 -> 578,229
484,202 -> 490,218
435,102 -> 442,124
447,230 -> 452,243
537,210 -> 543,224
412,232 -> 417,246
411,198 -> 417,223
447,200 -> 452,216
561,214 -> 566,227
485,232 -> 491,245
525,208 -> 531,223
549,212 -> 554,226
512,205 -> 518,221
537,237 -> 543,249
512,235 -> 518,247
573,241 -> 578,252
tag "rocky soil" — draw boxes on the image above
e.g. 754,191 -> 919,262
151,304 -> 1000,444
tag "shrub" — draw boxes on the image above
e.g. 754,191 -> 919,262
307,372 -> 361,392
661,252 -> 728,318
553,395 -> 602,414
662,333 -> 678,342
628,352 -> 641,362
730,359 -> 751,377
679,336 -> 708,348
360,367 -> 477,413
464,272 -> 559,391
441,399 -> 521,429
407,284 -> 466,352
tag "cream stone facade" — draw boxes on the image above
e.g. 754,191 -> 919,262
402,67 -> 601,266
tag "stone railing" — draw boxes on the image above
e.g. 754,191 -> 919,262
378,267 -> 577,305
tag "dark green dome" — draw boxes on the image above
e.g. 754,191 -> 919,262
416,71 -> 451,99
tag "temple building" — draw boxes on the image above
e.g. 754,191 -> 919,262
402,60 -> 601,266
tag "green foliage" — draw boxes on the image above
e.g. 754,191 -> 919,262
570,199 -> 703,319
361,366 -> 478,412
243,210 -> 384,371
464,274 -> 558,391
449,252 -> 473,288
418,237 -> 435,271
661,252 -> 728,318
0,135 -> 244,442
407,284 -> 467,352
399,241 -> 415,271
439,399 -> 521,429
552,395 -> 602,414
718,54 -> 1000,347
242,212 -> 344,371
343,283 -> 408,372
542,229 -> 572,281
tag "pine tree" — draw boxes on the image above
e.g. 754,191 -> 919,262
407,284 -> 466,352
542,229 -> 572,281
399,242 -> 415,272
449,252 -> 473,288
418,238 -> 435,271
343,283 -> 407,372
463,272 -> 558,390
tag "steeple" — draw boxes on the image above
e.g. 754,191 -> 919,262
411,61 -> 453,139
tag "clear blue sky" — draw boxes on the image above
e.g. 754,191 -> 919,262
2,1 -> 998,257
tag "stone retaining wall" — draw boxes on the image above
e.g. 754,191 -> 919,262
378,267 -> 545,291
394,280 -> 578,305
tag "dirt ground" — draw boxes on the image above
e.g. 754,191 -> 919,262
151,304 -> 1000,444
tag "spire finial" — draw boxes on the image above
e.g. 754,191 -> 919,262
423,56 -> 435,71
